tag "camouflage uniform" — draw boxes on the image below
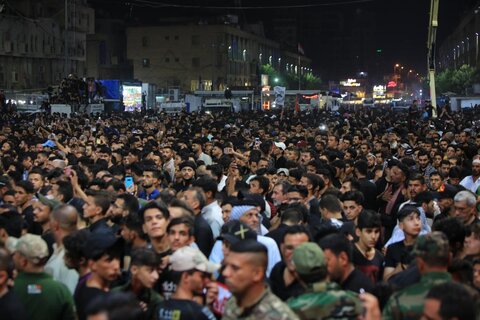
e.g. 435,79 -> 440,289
286,242 -> 363,319
222,287 -> 299,320
287,281 -> 363,320
382,232 -> 452,320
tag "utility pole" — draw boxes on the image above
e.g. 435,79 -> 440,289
427,0 -> 439,118
64,0 -> 68,75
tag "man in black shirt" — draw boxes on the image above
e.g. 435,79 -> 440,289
269,225 -> 310,301
82,189 -> 112,234
319,233 -> 375,293
156,246 -> 218,320
75,230 -> 122,320
181,187 -> 214,257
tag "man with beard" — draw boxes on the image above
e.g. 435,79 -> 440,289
138,166 -> 161,200
192,138 -> 212,165
223,240 -> 298,320
14,180 -> 40,234
161,146 -> 175,183
416,149 -> 436,185
319,233 -> 375,293
269,225 -> 310,301
173,161 -> 197,193
460,158 -> 480,193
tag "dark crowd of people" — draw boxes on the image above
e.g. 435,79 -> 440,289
0,103 -> 480,320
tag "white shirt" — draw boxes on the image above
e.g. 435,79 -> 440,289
202,201 -> 224,238
209,235 -> 281,277
218,175 -> 227,192
44,244 -> 79,294
460,175 -> 480,193
198,152 -> 213,165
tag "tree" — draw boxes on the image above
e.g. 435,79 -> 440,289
436,65 -> 477,95
303,73 -> 322,89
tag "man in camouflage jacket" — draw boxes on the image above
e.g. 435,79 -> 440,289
287,242 -> 363,319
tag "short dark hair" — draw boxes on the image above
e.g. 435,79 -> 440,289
432,217 -> 465,259
116,193 -> 139,216
318,194 -> 342,213
302,173 -> 323,191
357,210 -> 381,230
354,160 -> 369,176
340,190 -> 364,206
342,177 -> 361,191
138,200 -> 170,223
287,185 -> 308,198
250,175 -> 270,195
85,189 -> 112,216
192,177 -> 218,198
63,229 -> 90,268
15,180 -> 34,194
122,213 -> 148,240
130,248 -> 158,268
408,173 -> 425,185
56,180 -> 74,202
319,233 -> 353,262
397,205 -> 421,222
167,216 -> 195,237
281,203 -> 309,224
425,282 -> 477,320
282,225 -> 312,243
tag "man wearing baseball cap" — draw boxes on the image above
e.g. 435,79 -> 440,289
383,232 -> 452,319
9,234 -> 76,320
156,246 -> 218,319
287,242 -> 363,319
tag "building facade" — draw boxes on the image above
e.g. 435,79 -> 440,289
0,0 -> 94,91
438,3 -> 480,71
86,18 -> 132,80
126,24 -> 311,92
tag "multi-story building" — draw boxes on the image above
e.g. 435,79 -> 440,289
437,2 -> 480,71
126,24 -> 311,92
86,18 -> 132,80
0,0 -> 94,90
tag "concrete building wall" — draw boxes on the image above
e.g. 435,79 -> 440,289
0,0 -> 94,90
127,24 -> 311,93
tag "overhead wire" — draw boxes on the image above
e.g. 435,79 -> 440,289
130,0 -> 376,10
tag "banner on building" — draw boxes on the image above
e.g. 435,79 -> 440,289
274,86 -> 286,106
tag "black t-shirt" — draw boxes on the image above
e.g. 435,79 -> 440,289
341,268 -> 375,294
352,244 -> 384,284
385,240 -> 414,268
74,280 -> 110,320
269,261 -> 304,301
194,215 -> 214,257
41,230 -> 55,259
156,267 -> 177,300
156,299 -> 216,320
0,290 -> 28,320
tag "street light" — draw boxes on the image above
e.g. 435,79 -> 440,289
274,77 -> 279,83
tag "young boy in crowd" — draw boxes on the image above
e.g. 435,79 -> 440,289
352,210 -> 384,284
383,206 -> 422,280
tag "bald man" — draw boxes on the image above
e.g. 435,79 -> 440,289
44,204 -> 79,294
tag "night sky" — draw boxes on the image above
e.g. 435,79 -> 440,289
89,0 -> 475,79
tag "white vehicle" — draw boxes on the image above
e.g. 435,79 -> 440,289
160,102 -> 185,113
203,99 -> 233,113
